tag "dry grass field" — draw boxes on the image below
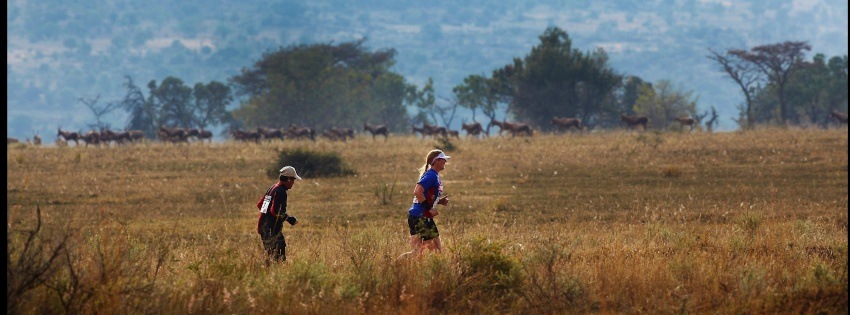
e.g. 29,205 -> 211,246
7,127 -> 848,314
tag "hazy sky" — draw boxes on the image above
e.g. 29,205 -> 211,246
6,0 -> 849,140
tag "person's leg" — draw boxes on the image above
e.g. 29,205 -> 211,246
397,234 -> 424,260
432,236 -> 443,252
272,233 -> 287,261
420,218 -> 440,252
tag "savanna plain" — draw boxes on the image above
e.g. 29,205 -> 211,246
7,127 -> 848,314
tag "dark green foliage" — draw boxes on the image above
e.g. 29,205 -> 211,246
229,39 -> 413,132
456,237 -> 524,306
492,27 -> 623,130
434,137 -> 456,152
268,147 -> 356,179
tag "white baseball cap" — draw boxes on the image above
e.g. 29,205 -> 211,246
431,152 -> 451,164
279,166 -> 302,180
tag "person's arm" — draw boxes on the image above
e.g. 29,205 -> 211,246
276,189 -> 297,225
413,184 -> 426,204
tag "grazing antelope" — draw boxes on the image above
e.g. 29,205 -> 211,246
490,118 -> 507,136
158,126 -> 189,143
461,121 -> 484,138
99,129 -> 122,146
422,122 -> 448,139
492,119 -> 533,137
81,130 -> 101,147
363,123 -> 390,140
674,116 -> 696,131
257,126 -> 284,141
187,129 -> 214,143
325,127 -> 354,141
412,125 -> 427,139
285,125 -> 316,141
321,129 -> 340,141
57,127 -> 81,146
551,116 -> 583,132
118,128 -> 145,142
831,110 -> 848,124
32,132 -> 42,146
230,128 -> 262,143
620,114 -> 649,130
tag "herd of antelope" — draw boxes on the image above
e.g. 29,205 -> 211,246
56,127 -> 145,147
15,111 -> 849,147
229,125 -> 321,143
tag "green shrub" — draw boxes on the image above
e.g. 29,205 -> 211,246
268,147 -> 356,179
456,237 -> 524,306
434,137 -> 456,152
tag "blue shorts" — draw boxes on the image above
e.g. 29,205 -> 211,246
407,214 -> 439,240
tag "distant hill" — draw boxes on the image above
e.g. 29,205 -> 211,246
7,0 -> 848,139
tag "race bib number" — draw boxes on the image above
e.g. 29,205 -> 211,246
260,195 -> 272,213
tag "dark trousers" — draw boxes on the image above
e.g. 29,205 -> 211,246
261,232 -> 286,262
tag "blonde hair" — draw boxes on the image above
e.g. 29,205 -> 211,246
418,149 -> 444,178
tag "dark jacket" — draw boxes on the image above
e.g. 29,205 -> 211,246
257,181 -> 295,236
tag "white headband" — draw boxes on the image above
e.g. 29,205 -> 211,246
430,152 -> 450,164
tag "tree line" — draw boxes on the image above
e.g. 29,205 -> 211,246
101,27 -> 846,138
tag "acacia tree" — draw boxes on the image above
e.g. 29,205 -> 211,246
728,41 -> 811,124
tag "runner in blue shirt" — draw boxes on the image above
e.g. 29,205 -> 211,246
398,149 -> 450,259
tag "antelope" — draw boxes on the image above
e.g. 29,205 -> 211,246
551,116 -> 583,132
493,119 -> 533,137
321,129 -> 341,141
230,128 -> 261,143
461,121 -> 484,138
158,126 -> 189,143
99,129 -> 122,146
113,130 -> 133,144
285,125 -> 316,141
412,125 -> 427,139
187,129 -> 214,143
447,129 -> 460,139
490,118 -> 507,136
422,122 -> 447,138
831,110 -> 848,124
257,126 -> 284,141
620,114 -> 649,130
674,116 -> 696,131
127,130 -> 145,142
32,132 -> 42,146
8,138 -> 19,144
57,127 -> 81,146
363,123 -> 390,140
326,127 -> 354,141
81,130 -> 101,147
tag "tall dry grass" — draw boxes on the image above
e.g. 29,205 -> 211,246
7,127 -> 848,314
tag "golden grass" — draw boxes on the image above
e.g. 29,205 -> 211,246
7,127 -> 848,314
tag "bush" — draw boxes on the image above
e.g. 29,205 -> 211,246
268,147 -> 356,179
455,237 -> 524,307
434,137 -> 456,152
